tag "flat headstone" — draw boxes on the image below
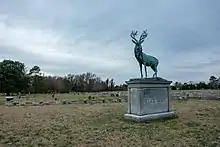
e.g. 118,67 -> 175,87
62,100 -> 67,105
5,96 -> 14,102
67,101 -> 72,104
44,102 -> 50,105
55,101 -> 61,105
25,101 -> 33,105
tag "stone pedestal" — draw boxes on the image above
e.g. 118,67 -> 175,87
124,77 -> 175,123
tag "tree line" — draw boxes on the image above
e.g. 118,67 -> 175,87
171,76 -> 220,90
0,59 -> 219,95
0,59 -> 127,95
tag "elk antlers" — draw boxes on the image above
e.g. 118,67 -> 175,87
139,29 -> 148,43
130,30 -> 138,42
130,29 -> 148,44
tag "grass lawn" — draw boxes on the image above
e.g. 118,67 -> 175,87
0,100 -> 220,146
0,99 -> 4,105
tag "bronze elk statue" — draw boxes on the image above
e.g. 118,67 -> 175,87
130,29 -> 159,78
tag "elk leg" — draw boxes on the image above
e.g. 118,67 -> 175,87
151,66 -> 158,78
144,65 -> 147,78
139,63 -> 143,78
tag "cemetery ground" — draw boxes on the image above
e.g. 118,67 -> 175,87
0,93 -> 115,101
0,93 -> 119,106
0,99 -> 220,146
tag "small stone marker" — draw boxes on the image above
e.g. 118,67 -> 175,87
5,96 -> 14,102
62,100 -> 67,105
124,77 -> 176,123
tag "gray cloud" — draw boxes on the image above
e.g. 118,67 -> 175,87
0,0 -> 220,84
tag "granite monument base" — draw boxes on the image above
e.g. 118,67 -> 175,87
124,77 -> 176,123
124,111 -> 175,123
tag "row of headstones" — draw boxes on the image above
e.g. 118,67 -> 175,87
4,94 -> 127,102
172,90 -> 220,100
173,95 -> 220,100
2,91 -> 123,97
67,92 -> 123,97
87,93 -> 120,100
5,98 -> 128,106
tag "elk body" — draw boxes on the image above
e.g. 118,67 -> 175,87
130,29 -> 159,78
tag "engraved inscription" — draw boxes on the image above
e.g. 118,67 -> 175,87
143,89 -> 166,104
140,88 -> 169,115
144,97 -> 165,104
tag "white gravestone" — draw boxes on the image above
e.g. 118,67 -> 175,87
124,77 -> 175,123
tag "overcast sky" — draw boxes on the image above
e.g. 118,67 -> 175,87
0,0 -> 220,84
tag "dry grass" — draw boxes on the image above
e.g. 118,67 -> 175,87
0,100 -> 220,147
0,99 -> 4,105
